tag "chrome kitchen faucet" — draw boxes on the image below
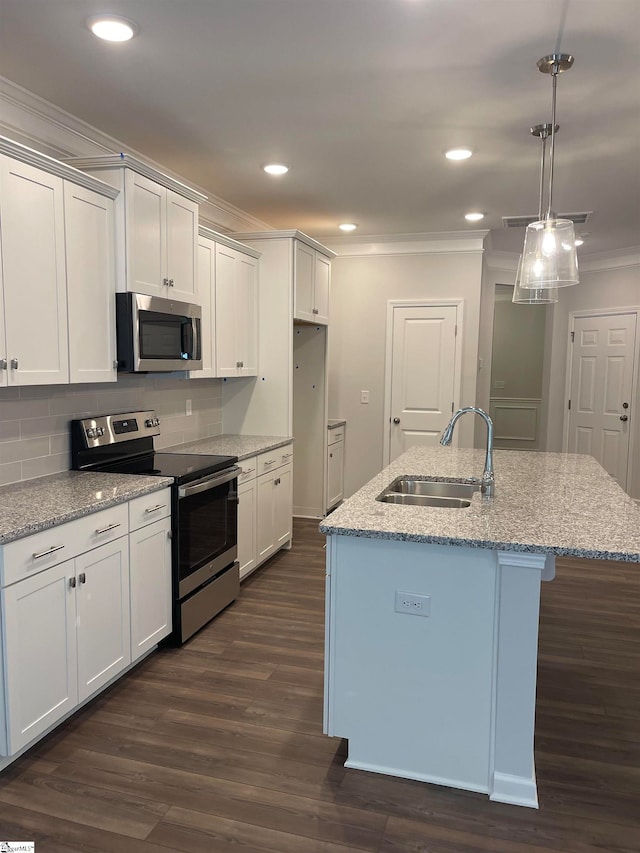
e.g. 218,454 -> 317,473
440,407 -> 495,497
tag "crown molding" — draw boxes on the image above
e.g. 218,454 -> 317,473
0,75 -> 271,233
322,230 -> 489,257
484,251 -> 519,273
199,225 -> 262,259
232,229 -> 337,258
580,247 -> 640,273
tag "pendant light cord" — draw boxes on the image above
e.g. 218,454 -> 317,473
538,135 -> 547,220
546,66 -> 559,219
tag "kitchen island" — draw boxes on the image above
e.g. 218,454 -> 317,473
319,447 -> 640,808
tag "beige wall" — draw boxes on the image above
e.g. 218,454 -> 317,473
546,260 -> 640,498
491,288 -> 546,400
328,250 -> 484,497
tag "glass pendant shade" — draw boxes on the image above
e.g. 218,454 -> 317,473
519,217 -> 579,288
512,256 -> 558,304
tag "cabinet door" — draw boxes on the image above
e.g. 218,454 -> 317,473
64,182 -> 117,384
0,155 -> 69,386
75,538 -> 130,703
166,189 -> 198,301
125,170 -> 166,296
314,253 -> 330,325
274,462 -> 293,548
237,253 -> 258,376
294,241 -> 315,323
2,559 -> 78,755
238,479 -> 257,580
215,243 -> 239,377
0,236 -> 6,388
130,516 -> 172,661
256,470 -> 276,563
327,440 -> 344,509
191,236 -> 216,378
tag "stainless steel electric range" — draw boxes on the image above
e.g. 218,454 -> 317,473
71,410 -> 240,644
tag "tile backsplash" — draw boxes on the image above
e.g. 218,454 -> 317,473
0,374 -> 223,486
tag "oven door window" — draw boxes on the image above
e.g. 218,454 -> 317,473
179,480 -> 237,581
139,311 -> 193,361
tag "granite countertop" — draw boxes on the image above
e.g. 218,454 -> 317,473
328,419 -> 346,429
0,471 -> 174,545
166,434 -> 293,461
320,446 -> 640,562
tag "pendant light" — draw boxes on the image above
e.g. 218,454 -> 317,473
519,54 -> 579,289
513,124 -> 559,304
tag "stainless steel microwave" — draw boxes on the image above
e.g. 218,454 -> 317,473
115,293 -> 202,372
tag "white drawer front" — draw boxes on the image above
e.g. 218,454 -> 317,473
129,488 -> 172,531
1,503 -> 130,589
72,503 -> 129,557
328,428 -> 344,446
238,456 -> 258,484
257,445 -> 293,477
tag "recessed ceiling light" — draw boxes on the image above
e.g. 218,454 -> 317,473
339,223 -> 357,232
263,163 -> 289,176
445,148 -> 473,161
87,16 -> 138,42
464,212 -> 485,222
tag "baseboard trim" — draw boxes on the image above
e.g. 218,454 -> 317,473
344,757 -> 489,796
490,770 -> 539,809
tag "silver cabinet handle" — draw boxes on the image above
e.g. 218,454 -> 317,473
236,361 -> 242,368
0,359 -> 6,370
33,544 -> 65,560
95,522 -> 121,535
312,308 -> 319,315
10,358 -> 18,370
274,477 -> 281,485
282,453 -> 293,459
69,576 -> 76,589
263,459 -> 275,465
169,279 -> 174,287
145,503 -> 167,514
241,467 -> 255,475
162,278 -> 169,287
78,572 -> 86,585
330,452 -> 333,458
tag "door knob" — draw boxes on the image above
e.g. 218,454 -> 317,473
620,415 -> 628,422
393,417 -> 401,424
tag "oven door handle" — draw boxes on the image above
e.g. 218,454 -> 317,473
178,466 -> 240,499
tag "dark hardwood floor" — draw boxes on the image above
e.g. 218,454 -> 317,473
1,518 -> 639,852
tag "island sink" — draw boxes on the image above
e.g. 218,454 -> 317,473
376,476 -> 479,507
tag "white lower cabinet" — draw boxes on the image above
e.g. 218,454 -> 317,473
129,515 -> 172,661
237,446 -> 293,581
0,487 -> 172,760
238,478 -> 257,580
327,427 -> 345,510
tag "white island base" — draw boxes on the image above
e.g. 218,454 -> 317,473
323,534 -> 555,808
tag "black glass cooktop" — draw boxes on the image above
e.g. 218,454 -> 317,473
102,452 -> 238,485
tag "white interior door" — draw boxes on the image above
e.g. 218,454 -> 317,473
567,312 -> 637,490
388,305 -> 459,463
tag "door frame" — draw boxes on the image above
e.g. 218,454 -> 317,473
563,306 -> 639,492
383,299 -> 464,466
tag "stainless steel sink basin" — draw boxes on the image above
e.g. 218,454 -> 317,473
376,477 -> 479,508
379,493 -> 471,508
388,478 -> 479,500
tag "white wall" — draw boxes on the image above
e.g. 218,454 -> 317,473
327,246 -> 484,497
546,255 -> 640,498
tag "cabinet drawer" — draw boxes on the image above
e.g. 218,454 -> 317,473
0,503 -> 130,589
238,456 -> 258,484
129,488 -> 172,531
328,428 -> 344,446
257,445 -> 293,477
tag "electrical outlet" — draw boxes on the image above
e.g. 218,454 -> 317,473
361,390 -> 370,404
395,590 -> 431,617
185,399 -> 192,416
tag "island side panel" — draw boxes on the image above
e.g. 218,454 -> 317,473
325,534 -> 498,794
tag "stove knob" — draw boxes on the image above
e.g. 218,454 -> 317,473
145,418 -> 155,428
98,427 -> 105,436
86,428 -> 96,439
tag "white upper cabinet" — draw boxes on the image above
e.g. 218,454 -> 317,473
0,139 -> 120,388
64,182 -> 117,384
66,154 -> 205,304
0,155 -> 69,386
192,236 -> 216,378
294,239 -> 331,325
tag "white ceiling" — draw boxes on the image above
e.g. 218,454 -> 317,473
1,0 -> 639,256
